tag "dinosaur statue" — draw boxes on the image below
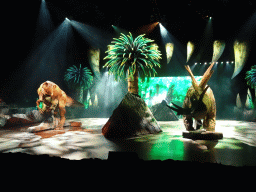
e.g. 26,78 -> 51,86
36,81 -> 84,130
164,62 -> 216,131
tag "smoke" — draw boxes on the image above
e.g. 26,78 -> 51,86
210,76 -> 236,119
93,72 -> 127,117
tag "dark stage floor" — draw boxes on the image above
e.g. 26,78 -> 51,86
0,118 -> 256,166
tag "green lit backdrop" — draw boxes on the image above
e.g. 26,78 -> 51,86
138,76 -> 202,107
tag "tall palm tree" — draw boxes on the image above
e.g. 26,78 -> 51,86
103,32 -> 162,95
64,64 -> 93,103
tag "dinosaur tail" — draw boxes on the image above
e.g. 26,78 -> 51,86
66,96 -> 84,107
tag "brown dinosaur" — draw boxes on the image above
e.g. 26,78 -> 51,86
165,62 -> 216,131
36,81 -> 84,130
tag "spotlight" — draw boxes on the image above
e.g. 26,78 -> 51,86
159,23 -> 168,37
65,17 -> 70,21
216,62 -> 218,64
231,61 -> 234,64
210,17 -> 212,19
226,61 -> 229,64
221,62 -> 223,64
195,62 -> 197,65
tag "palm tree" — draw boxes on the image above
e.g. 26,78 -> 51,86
245,65 -> 256,109
103,32 -> 162,95
64,64 -> 93,103
245,65 -> 256,89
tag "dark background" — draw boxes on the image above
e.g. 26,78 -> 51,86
1,0 -> 256,119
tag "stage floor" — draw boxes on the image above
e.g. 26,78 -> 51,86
1,118 -> 256,166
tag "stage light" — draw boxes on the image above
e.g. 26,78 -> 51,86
226,61 -> 229,64
70,20 -> 105,49
204,62 -> 207,65
221,62 -> 223,64
159,23 -> 168,37
195,62 -> 197,65
216,62 -> 218,64
65,17 -> 70,21
36,0 -> 53,36
138,22 -> 159,34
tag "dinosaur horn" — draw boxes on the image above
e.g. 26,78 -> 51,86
171,102 -> 184,110
185,65 -> 200,94
199,85 -> 210,101
199,61 -> 215,88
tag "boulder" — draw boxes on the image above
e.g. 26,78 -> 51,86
150,103 -> 179,121
0,101 -> 9,127
2,110 -> 48,128
102,92 -> 162,139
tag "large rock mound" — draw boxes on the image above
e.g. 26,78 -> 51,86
102,92 -> 162,139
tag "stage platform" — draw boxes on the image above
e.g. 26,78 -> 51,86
0,118 -> 256,166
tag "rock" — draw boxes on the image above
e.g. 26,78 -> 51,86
3,114 -> 35,128
0,117 -> 7,127
70,121 -> 82,127
182,130 -> 223,140
26,110 -> 44,122
0,101 -> 9,127
150,102 -> 179,121
102,92 -> 162,139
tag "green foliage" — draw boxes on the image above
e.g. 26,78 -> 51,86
64,64 -> 93,90
245,65 -> 256,89
103,32 -> 162,81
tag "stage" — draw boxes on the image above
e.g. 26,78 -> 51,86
0,118 -> 256,166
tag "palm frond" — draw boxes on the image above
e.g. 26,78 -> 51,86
104,32 -> 162,81
64,64 -> 93,90
245,65 -> 256,88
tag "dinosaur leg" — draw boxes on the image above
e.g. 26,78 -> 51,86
53,109 -> 59,128
183,115 -> 194,131
55,102 -> 66,130
195,119 -> 202,130
203,116 -> 216,131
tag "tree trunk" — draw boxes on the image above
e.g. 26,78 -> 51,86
79,87 -> 84,103
75,87 -> 84,103
128,68 -> 138,95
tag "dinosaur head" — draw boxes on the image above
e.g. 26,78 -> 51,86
167,85 -> 209,117
189,85 -> 209,118
166,62 -> 214,118
41,81 -> 58,97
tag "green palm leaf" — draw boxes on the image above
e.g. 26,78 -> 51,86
104,32 -> 162,81
64,64 -> 93,90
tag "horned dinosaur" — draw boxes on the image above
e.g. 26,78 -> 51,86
164,62 -> 216,131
